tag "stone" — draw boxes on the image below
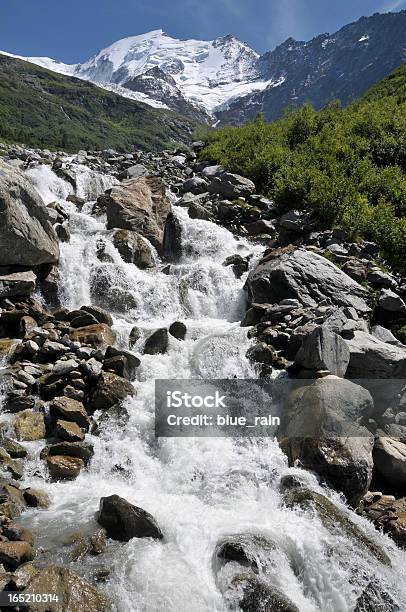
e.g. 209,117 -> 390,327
247,249 -> 371,314
104,176 -> 171,251
126,164 -> 148,179
55,223 -> 70,242
47,455 -> 84,480
0,339 -> 19,359
69,312 -> 99,328
169,321 -> 187,341
0,438 -> 27,459
280,377 -> 375,505
69,324 -> 116,348
201,164 -> 224,179
42,441 -> 93,465
23,488 -> 50,508
163,212 -> 182,262
56,419 -> 85,442
88,371 -> 134,412
103,346 -> 140,380
144,328 -> 169,355
379,289 -> 406,314
279,210 -> 305,233
345,331 -> 406,378
294,326 -> 350,377
129,326 -> 141,347
235,575 -> 300,612
0,159 -> 59,265
80,305 -> 113,326
188,202 -> 212,220
372,325 -> 404,346
0,272 -> 36,299
23,565 -> 109,611
0,541 -> 34,571
207,172 -> 255,199
4,395 -> 36,414
182,176 -> 208,194
50,397 -> 90,430
357,494 -> 406,549
14,411 -> 45,442
97,494 -> 163,541
373,438 -> 406,488
52,359 -> 79,377
113,230 -> 154,268
367,268 -> 396,288
247,342 -> 277,366
244,219 -> 275,235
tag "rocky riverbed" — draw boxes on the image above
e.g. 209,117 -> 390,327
0,141 -> 405,610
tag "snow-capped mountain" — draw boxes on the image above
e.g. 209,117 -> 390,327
1,11 -> 405,125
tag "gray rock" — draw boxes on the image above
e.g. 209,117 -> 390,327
244,219 -> 275,235
373,437 -> 406,488
182,176 -> 208,195
247,249 -> 371,314
281,377 -> 375,505
294,326 -> 350,377
367,268 -> 396,288
169,321 -> 187,340
0,160 -> 59,265
144,328 -> 169,355
80,305 -> 113,326
113,230 -> 154,268
0,271 -> 36,299
163,212 -> 182,262
207,172 -> 255,199
379,289 -> 406,314
372,325 -> 404,346
52,359 -> 79,377
345,331 -> 406,378
201,165 -> 224,179
126,164 -> 148,179
97,494 -> 163,541
279,210 -> 304,233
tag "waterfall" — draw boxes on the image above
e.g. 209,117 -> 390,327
11,165 -> 406,612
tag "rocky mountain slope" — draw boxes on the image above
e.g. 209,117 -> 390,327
2,11 -> 405,124
0,55 -> 198,152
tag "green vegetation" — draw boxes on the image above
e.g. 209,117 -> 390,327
201,64 -> 406,270
0,55 -> 197,152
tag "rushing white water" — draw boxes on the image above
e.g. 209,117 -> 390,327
7,165 -> 406,611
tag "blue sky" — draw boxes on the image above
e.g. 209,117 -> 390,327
1,0 -> 405,61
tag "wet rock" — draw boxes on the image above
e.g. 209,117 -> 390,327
163,211 -> 182,262
247,249 -> 370,314
207,172 -> 255,199
223,254 -> 249,279
56,419 -> 85,442
244,219 -> 275,235
88,371 -> 134,412
80,305 -> 113,326
373,438 -> 406,488
0,271 -> 36,299
144,328 -> 169,355
41,441 -> 94,465
23,488 -> 50,508
0,339 -> 19,359
14,410 -> 45,442
0,438 -> 27,459
0,448 -> 23,480
105,176 -> 171,251
23,565 -> 110,611
247,342 -> 277,366
69,323 -> 116,348
129,326 -> 141,347
113,229 -> 154,268
357,493 -> 406,549
55,223 -> 70,242
169,321 -> 187,341
97,494 -> 163,541
355,579 -> 399,612
103,346 -> 140,380
50,397 -> 90,430
9,561 -> 38,590
237,575 -> 300,612
280,377 -> 375,505
69,312 -> 99,328
294,326 -> 350,377
188,202 -> 212,220
284,488 -> 390,565
345,331 -> 406,378
46,455 -> 85,480
0,159 -> 59,266
0,541 -> 34,571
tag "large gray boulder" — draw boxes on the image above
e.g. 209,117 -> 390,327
0,160 -> 59,265
373,437 -> 406,488
247,248 -> 370,314
104,176 -> 171,251
280,377 -> 375,505
0,271 -> 36,299
98,494 -> 163,541
207,172 -> 255,199
294,326 -> 350,377
345,331 -> 406,378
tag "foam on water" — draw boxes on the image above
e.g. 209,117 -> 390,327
6,166 -> 406,611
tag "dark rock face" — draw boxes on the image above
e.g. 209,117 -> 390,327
169,321 -> 187,341
97,494 -> 163,541
144,328 -> 169,355
247,249 -> 371,314
345,331 -> 406,378
0,160 -> 59,266
217,11 -> 406,125
88,371 -> 135,412
113,230 -> 154,268
163,212 -> 182,262
294,326 -> 350,377
0,272 -> 36,299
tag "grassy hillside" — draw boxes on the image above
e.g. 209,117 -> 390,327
201,63 -> 406,270
0,55 -> 198,152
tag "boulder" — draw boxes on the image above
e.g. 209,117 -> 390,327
0,159 -> 59,265
14,410 -> 45,442
163,212 -> 182,262
56,419 -> 85,442
23,488 -> 50,508
0,271 -> 36,299
126,164 -> 148,179
23,565 -> 109,611
144,328 -> 169,355
88,371 -> 134,412
0,541 -> 34,571
379,289 -> 406,314
294,326 -> 350,377
42,441 -> 94,465
113,230 -> 154,268
169,321 -> 187,341
69,323 -> 116,348
182,176 -> 208,194
97,494 -> 163,541
47,455 -> 84,480
345,331 -> 406,378
357,493 -> 406,549
80,305 -> 113,326
247,249 -> 370,314
280,377 -> 375,505
104,176 -> 171,251
50,397 -> 90,430
373,438 -> 406,488
208,172 -> 255,199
